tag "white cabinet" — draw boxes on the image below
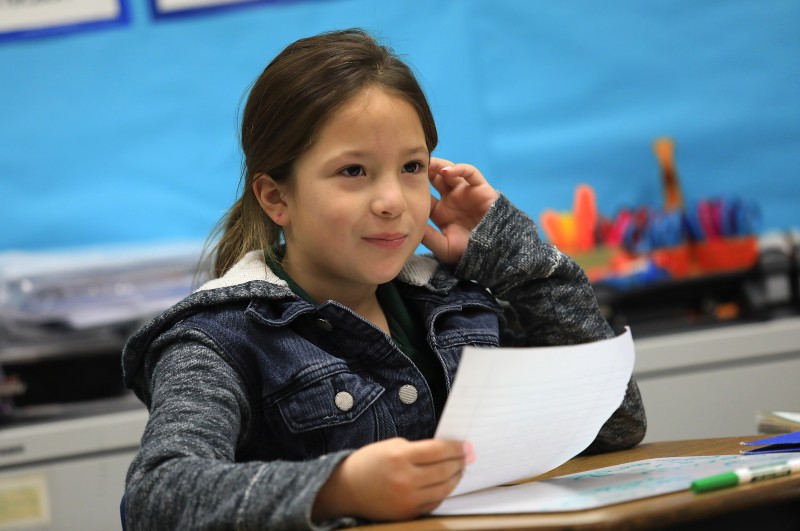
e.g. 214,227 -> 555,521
634,317 -> 800,442
0,401 -> 147,530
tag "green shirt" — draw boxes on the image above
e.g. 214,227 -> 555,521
266,252 -> 447,420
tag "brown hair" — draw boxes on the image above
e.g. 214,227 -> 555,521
207,28 -> 438,278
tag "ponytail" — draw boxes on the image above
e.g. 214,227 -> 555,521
202,182 -> 280,280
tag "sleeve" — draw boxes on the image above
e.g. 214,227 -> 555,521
124,329 -> 358,531
454,193 -> 646,452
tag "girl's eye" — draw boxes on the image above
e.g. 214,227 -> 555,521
341,165 -> 365,177
403,161 -> 423,174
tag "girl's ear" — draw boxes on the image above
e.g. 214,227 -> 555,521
252,173 -> 290,226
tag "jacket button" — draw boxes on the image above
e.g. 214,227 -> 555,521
398,384 -> 418,405
315,318 -> 334,332
335,391 -> 354,412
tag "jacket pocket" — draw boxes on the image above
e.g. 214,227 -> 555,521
431,304 -> 501,385
262,369 -> 394,457
277,370 -> 384,432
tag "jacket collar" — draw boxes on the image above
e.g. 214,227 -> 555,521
123,250 -> 461,388
197,250 -> 457,295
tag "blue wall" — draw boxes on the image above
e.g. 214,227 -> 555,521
1,0 -> 798,250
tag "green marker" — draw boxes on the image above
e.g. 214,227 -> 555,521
691,458 -> 800,494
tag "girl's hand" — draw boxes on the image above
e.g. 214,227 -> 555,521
312,437 -> 473,522
423,157 -> 498,264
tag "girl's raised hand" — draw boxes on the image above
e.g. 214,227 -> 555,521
312,437 -> 473,522
423,157 -> 498,264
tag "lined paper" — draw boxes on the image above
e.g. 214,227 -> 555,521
435,327 -> 634,497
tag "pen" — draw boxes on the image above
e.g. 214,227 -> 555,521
691,458 -> 800,494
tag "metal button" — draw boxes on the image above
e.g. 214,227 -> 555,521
334,391 -> 354,412
398,384 -> 418,405
315,318 -> 333,332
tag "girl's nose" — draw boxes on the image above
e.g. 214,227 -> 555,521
372,174 -> 407,218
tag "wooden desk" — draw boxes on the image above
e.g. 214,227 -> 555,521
353,436 -> 800,530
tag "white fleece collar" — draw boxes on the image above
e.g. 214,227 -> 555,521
196,250 -> 439,293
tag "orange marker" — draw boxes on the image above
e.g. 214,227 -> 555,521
573,184 -> 597,252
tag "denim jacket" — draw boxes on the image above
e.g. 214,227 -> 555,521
122,194 -> 646,530
173,263 -> 500,461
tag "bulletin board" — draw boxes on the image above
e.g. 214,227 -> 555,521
0,0 -> 797,251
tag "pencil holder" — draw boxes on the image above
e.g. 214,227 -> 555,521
651,244 -> 692,279
693,236 -> 759,273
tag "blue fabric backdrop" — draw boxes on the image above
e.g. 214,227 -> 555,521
1,0 -> 797,250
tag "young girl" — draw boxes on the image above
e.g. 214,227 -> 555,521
122,28 -> 645,530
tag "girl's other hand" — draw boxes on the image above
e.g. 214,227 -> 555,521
312,437 -> 472,522
423,157 -> 498,264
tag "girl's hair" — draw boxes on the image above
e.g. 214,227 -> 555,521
207,28 -> 438,278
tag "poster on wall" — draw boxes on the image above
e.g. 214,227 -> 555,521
151,0 -> 283,18
0,0 -> 129,42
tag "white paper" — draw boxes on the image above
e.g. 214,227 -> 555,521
0,0 -> 120,32
154,0 -> 252,13
434,327 -> 634,497
434,453 -> 800,515
774,411 -> 800,423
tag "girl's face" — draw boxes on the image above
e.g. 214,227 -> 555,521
277,87 -> 431,299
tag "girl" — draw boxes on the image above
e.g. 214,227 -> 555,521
122,28 -> 645,530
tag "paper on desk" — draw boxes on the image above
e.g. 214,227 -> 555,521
434,453 -> 800,515
434,327 -> 634,497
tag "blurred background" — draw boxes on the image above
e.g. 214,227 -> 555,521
1,0 -> 798,251
0,1 -> 798,529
